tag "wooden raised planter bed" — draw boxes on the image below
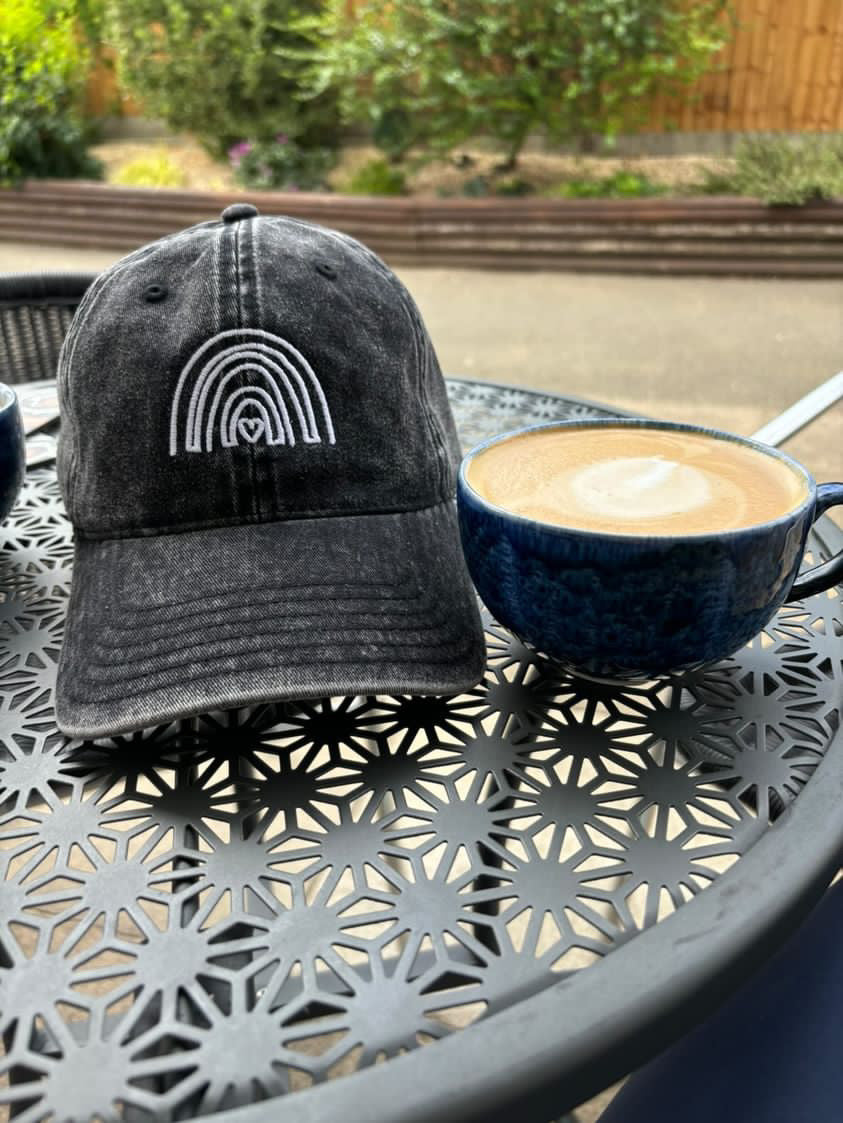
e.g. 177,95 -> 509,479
2,180 -> 843,276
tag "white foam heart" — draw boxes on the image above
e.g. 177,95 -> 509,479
567,456 -> 712,521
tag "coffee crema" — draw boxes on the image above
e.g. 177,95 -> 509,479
466,425 -> 808,535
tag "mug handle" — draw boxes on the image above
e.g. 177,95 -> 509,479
786,482 -> 843,601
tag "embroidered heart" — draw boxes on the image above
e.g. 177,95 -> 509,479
238,417 -> 265,443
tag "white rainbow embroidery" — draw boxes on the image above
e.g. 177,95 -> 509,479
169,329 -> 336,455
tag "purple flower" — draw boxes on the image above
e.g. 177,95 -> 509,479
228,140 -> 252,164
275,132 -> 289,145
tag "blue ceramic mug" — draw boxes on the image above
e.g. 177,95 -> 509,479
457,419 -> 843,681
0,383 -> 25,525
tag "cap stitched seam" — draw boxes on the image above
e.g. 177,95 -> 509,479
63,631 -> 478,694
251,215 -> 269,520
72,494 -> 458,540
85,601 -> 464,647
80,572 -> 448,623
59,263 -> 141,508
57,646 -> 480,705
81,616 -> 468,669
60,224 -> 220,522
86,583 -> 424,617
91,604 -> 450,645
313,222 -> 450,503
81,576 -> 426,616
234,217 -> 260,521
398,287 -> 449,498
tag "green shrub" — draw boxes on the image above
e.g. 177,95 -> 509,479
544,171 -> 666,199
344,158 -> 406,196
106,0 -> 339,158
731,135 -> 843,205
312,0 -> 731,166
112,150 -> 188,188
461,175 -> 491,197
457,173 -> 534,197
697,167 -> 739,195
231,135 -> 335,191
495,176 -> 534,197
0,0 -> 104,184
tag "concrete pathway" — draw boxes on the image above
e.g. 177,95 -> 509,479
3,240 -> 839,485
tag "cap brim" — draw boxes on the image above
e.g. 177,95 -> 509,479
56,501 -> 485,739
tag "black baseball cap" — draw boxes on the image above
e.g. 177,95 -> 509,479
55,204 -> 485,738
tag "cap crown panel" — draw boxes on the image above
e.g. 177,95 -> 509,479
58,217 -> 447,538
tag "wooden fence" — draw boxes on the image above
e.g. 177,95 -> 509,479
86,0 -> 843,134
647,0 -> 843,133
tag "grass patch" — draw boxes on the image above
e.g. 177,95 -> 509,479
112,149 -> 187,188
543,170 -> 666,199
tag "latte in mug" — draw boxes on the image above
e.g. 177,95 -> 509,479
465,425 -> 808,536
458,419 -> 843,679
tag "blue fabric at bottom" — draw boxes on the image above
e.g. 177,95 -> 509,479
600,879 -> 843,1123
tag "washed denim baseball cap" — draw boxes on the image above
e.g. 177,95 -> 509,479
55,204 -> 485,738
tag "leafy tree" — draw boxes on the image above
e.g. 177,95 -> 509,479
0,0 -> 104,183
105,0 -> 339,157
312,0 -> 732,166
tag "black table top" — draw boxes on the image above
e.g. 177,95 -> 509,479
1,378 -> 841,1123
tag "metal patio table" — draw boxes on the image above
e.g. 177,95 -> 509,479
1,376 -> 841,1123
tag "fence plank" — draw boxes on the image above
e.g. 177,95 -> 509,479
829,5 -> 843,127
811,0 -> 839,128
746,0 -> 770,131
793,0 -> 822,126
638,0 -> 843,132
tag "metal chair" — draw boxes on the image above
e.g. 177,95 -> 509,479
0,273 -> 97,384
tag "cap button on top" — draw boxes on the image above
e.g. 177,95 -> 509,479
221,203 -> 259,223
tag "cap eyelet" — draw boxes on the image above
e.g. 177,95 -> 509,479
143,283 -> 168,303
315,262 -> 337,280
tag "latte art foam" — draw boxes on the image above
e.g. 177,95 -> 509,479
467,426 -> 807,536
568,456 -> 712,521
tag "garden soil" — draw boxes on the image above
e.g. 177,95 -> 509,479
91,137 -> 735,196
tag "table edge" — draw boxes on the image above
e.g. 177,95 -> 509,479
444,374 -> 649,420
